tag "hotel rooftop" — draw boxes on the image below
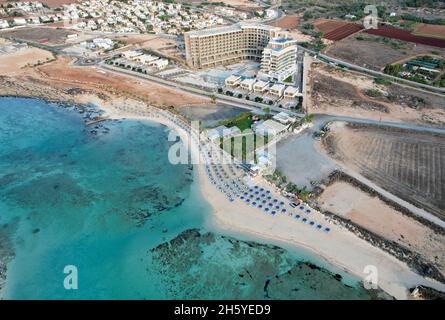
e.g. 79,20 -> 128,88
186,22 -> 280,37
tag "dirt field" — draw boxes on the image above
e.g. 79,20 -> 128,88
0,27 -> 75,46
270,15 -> 300,29
325,33 -> 445,71
37,56 -> 208,107
0,46 -> 54,76
311,69 -> 389,114
312,19 -> 361,41
322,124 -> 445,219
314,19 -> 349,34
365,26 -> 445,49
307,64 -> 445,126
114,34 -> 160,45
318,181 -> 445,275
413,24 -> 445,40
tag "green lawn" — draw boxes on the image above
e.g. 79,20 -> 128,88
215,112 -> 272,132
220,134 -> 270,163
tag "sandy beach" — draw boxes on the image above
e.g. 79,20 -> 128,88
90,94 -> 445,300
0,68 -> 444,298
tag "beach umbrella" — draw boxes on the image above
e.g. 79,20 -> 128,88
269,203 -> 273,206
317,224 -> 322,229
252,202 -> 257,206
267,196 -> 272,200
265,208 -> 270,212
256,197 -> 261,201
309,221 -> 315,226
280,201 -> 284,205
282,209 -> 287,213
266,190 -> 270,194
302,218 -> 307,222
262,200 -> 267,204
260,188 -> 264,191
273,199 -> 278,203
325,228 -> 330,232
306,209 -> 311,213
271,211 -> 276,215
246,199 -> 250,202
275,206 -> 280,210
295,214 -> 300,219
254,186 -> 259,189
300,206 -> 304,210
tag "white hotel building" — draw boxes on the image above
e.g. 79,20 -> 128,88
259,35 -> 298,82
185,23 -> 298,83
184,23 -> 282,69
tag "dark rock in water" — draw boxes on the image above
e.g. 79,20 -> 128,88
32,228 -> 40,234
149,228 -> 392,300
162,228 -> 168,233
174,198 -> 185,208
334,274 -> 343,281
307,263 -> 321,271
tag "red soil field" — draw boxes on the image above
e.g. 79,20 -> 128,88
314,19 -> 363,41
324,24 -> 363,41
413,24 -> 445,40
365,25 -> 445,48
270,15 -> 300,29
314,19 -> 349,34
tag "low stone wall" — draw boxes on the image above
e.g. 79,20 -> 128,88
308,170 -> 445,284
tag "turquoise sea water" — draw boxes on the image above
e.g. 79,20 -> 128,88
0,97 -> 382,299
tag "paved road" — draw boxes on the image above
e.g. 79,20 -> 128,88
309,115 -> 445,228
100,62 -> 305,116
342,167 -> 445,229
100,62 -> 445,229
313,114 -> 445,135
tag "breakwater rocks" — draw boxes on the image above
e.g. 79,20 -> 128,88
149,229 -> 391,300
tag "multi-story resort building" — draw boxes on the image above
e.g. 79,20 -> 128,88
184,23 -> 283,69
185,23 -> 299,83
259,35 -> 298,82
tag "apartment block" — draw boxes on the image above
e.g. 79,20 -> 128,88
260,35 -> 298,82
184,23 -> 282,69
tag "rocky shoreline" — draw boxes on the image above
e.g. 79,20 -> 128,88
0,218 -> 19,300
150,228 -> 393,300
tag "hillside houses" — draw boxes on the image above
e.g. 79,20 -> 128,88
66,0 -> 226,34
